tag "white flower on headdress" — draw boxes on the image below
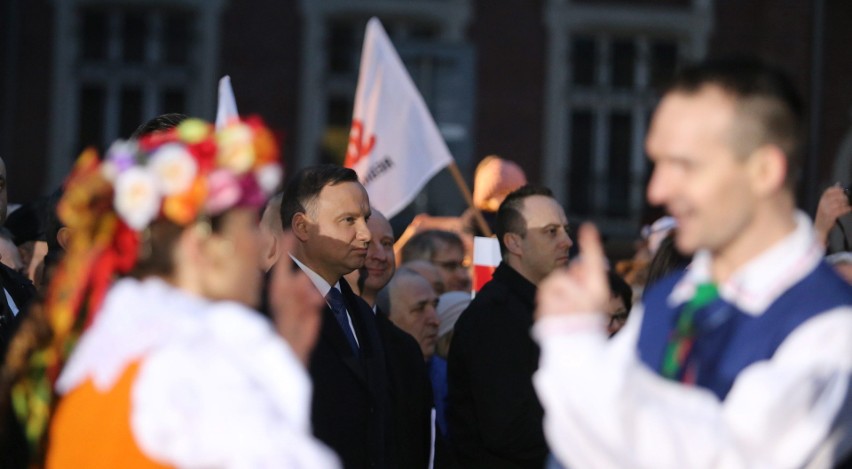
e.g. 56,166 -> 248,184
114,167 -> 161,231
255,164 -> 283,194
149,144 -> 198,195
216,123 -> 255,174
101,140 -> 139,182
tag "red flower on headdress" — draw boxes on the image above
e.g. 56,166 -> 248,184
138,129 -> 180,152
188,139 -> 217,174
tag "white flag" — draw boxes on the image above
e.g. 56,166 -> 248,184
346,18 -> 453,218
215,75 -> 240,130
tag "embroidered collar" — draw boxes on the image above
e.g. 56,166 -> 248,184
668,212 -> 824,316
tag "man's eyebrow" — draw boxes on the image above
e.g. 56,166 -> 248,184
534,223 -> 562,230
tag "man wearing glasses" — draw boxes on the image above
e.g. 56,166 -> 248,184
447,185 -> 573,468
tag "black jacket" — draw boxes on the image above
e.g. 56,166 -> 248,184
0,264 -> 37,469
375,309 -> 433,469
447,262 -> 547,468
0,264 -> 36,363
309,279 -> 431,469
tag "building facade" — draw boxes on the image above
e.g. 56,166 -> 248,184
2,0 -> 849,247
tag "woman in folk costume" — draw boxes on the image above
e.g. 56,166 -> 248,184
5,117 -> 339,468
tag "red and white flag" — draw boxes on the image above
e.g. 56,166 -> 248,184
345,18 -> 453,218
472,236 -> 501,294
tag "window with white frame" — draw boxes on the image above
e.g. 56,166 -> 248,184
542,0 -> 712,238
48,0 -> 223,190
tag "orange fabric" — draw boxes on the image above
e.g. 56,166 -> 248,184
46,360 -> 172,469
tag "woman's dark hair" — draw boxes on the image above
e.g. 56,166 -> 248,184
645,232 -> 691,287
129,113 -> 188,139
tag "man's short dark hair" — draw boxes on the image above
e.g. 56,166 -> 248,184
665,58 -> 804,188
130,113 -> 188,139
495,185 -> 554,256
279,164 -> 359,231
399,230 -> 464,264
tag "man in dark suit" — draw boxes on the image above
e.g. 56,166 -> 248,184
345,209 -> 434,469
0,157 -> 37,361
279,165 -> 430,469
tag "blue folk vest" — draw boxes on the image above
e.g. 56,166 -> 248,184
638,262 -> 852,400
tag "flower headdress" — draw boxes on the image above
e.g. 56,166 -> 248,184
9,116 -> 282,459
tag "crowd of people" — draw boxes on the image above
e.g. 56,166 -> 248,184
0,58 -> 850,468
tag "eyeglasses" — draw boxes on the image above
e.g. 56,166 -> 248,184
432,259 -> 469,272
608,311 -> 629,329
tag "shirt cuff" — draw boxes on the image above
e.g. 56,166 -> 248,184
532,313 -> 607,342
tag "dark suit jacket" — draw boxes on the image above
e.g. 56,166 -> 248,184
0,264 -> 38,468
0,264 -> 36,363
374,308 -> 433,469
447,262 -> 547,468
309,278 -> 425,469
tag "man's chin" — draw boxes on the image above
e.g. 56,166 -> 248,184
673,235 -> 699,256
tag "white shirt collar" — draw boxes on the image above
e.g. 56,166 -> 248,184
289,254 -> 340,297
4,289 -> 18,316
669,211 -> 824,315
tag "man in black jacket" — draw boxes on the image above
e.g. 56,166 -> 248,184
0,157 -> 37,361
447,185 -> 572,468
280,165 -> 430,468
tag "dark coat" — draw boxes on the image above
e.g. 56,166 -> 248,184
446,262 -> 547,468
309,279 -> 431,469
309,278 -> 393,468
0,263 -> 37,362
375,308 -> 433,469
0,264 -> 38,469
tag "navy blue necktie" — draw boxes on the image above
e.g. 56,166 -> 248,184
326,287 -> 359,355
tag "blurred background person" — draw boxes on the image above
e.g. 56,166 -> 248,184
399,230 -> 471,292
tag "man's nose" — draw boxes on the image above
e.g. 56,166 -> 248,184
558,228 -> 573,250
646,167 -> 668,206
356,220 -> 372,245
426,304 -> 439,326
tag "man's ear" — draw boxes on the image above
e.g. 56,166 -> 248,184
292,212 -> 311,242
748,144 -> 787,196
56,227 -> 72,250
503,232 -> 524,257
265,234 -> 280,264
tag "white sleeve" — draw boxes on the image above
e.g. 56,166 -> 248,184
130,338 -> 340,469
533,306 -> 852,469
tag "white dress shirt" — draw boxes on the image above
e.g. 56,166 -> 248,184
290,254 -> 360,347
533,213 -> 852,469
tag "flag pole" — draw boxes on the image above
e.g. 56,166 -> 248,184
447,162 -> 493,237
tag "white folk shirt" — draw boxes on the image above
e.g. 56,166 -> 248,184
57,277 -> 340,468
533,212 -> 852,469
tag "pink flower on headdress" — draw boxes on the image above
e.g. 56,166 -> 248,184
255,164 -> 283,194
114,167 -> 161,231
216,123 -> 256,174
205,169 -> 242,215
237,173 -> 267,208
149,144 -> 198,195
101,140 -> 138,182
